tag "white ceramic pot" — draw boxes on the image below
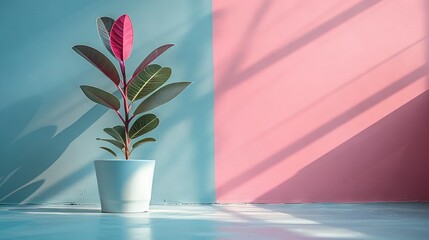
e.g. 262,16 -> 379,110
94,160 -> 155,213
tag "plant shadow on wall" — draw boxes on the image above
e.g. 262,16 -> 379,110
0,97 -> 106,203
0,0 -> 214,204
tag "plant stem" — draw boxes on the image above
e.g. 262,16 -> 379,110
120,60 -> 131,159
115,110 -> 126,125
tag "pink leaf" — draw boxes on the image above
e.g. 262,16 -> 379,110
110,14 -> 134,61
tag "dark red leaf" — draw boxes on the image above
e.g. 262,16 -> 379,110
132,44 -> 174,78
73,45 -> 120,86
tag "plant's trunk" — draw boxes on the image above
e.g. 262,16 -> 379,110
120,61 -> 130,160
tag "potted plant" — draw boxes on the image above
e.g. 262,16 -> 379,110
72,14 -> 190,213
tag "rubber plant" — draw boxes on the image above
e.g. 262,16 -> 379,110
72,14 -> 190,159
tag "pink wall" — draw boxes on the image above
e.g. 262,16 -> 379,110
214,0 -> 429,203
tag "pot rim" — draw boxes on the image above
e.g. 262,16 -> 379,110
95,159 -> 155,162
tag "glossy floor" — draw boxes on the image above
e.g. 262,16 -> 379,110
0,203 -> 428,239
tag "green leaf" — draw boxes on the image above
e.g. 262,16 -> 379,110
127,64 -> 171,102
129,114 -> 159,139
96,138 -> 124,149
80,85 -> 120,111
113,125 -> 126,143
103,126 -> 125,144
96,17 -> 115,57
100,147 -> 117,158
132,137 -> 156,149
72,45 -> 120,86
130,137 -> 156,154
134,82 -> 191,115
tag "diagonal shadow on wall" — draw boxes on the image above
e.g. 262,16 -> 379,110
215,0 -> 382,96
255,90 -> 429,202
216,65 -> 428,198
252,37 -> 426,140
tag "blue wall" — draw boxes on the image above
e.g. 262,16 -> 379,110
0,0 -> 214,204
